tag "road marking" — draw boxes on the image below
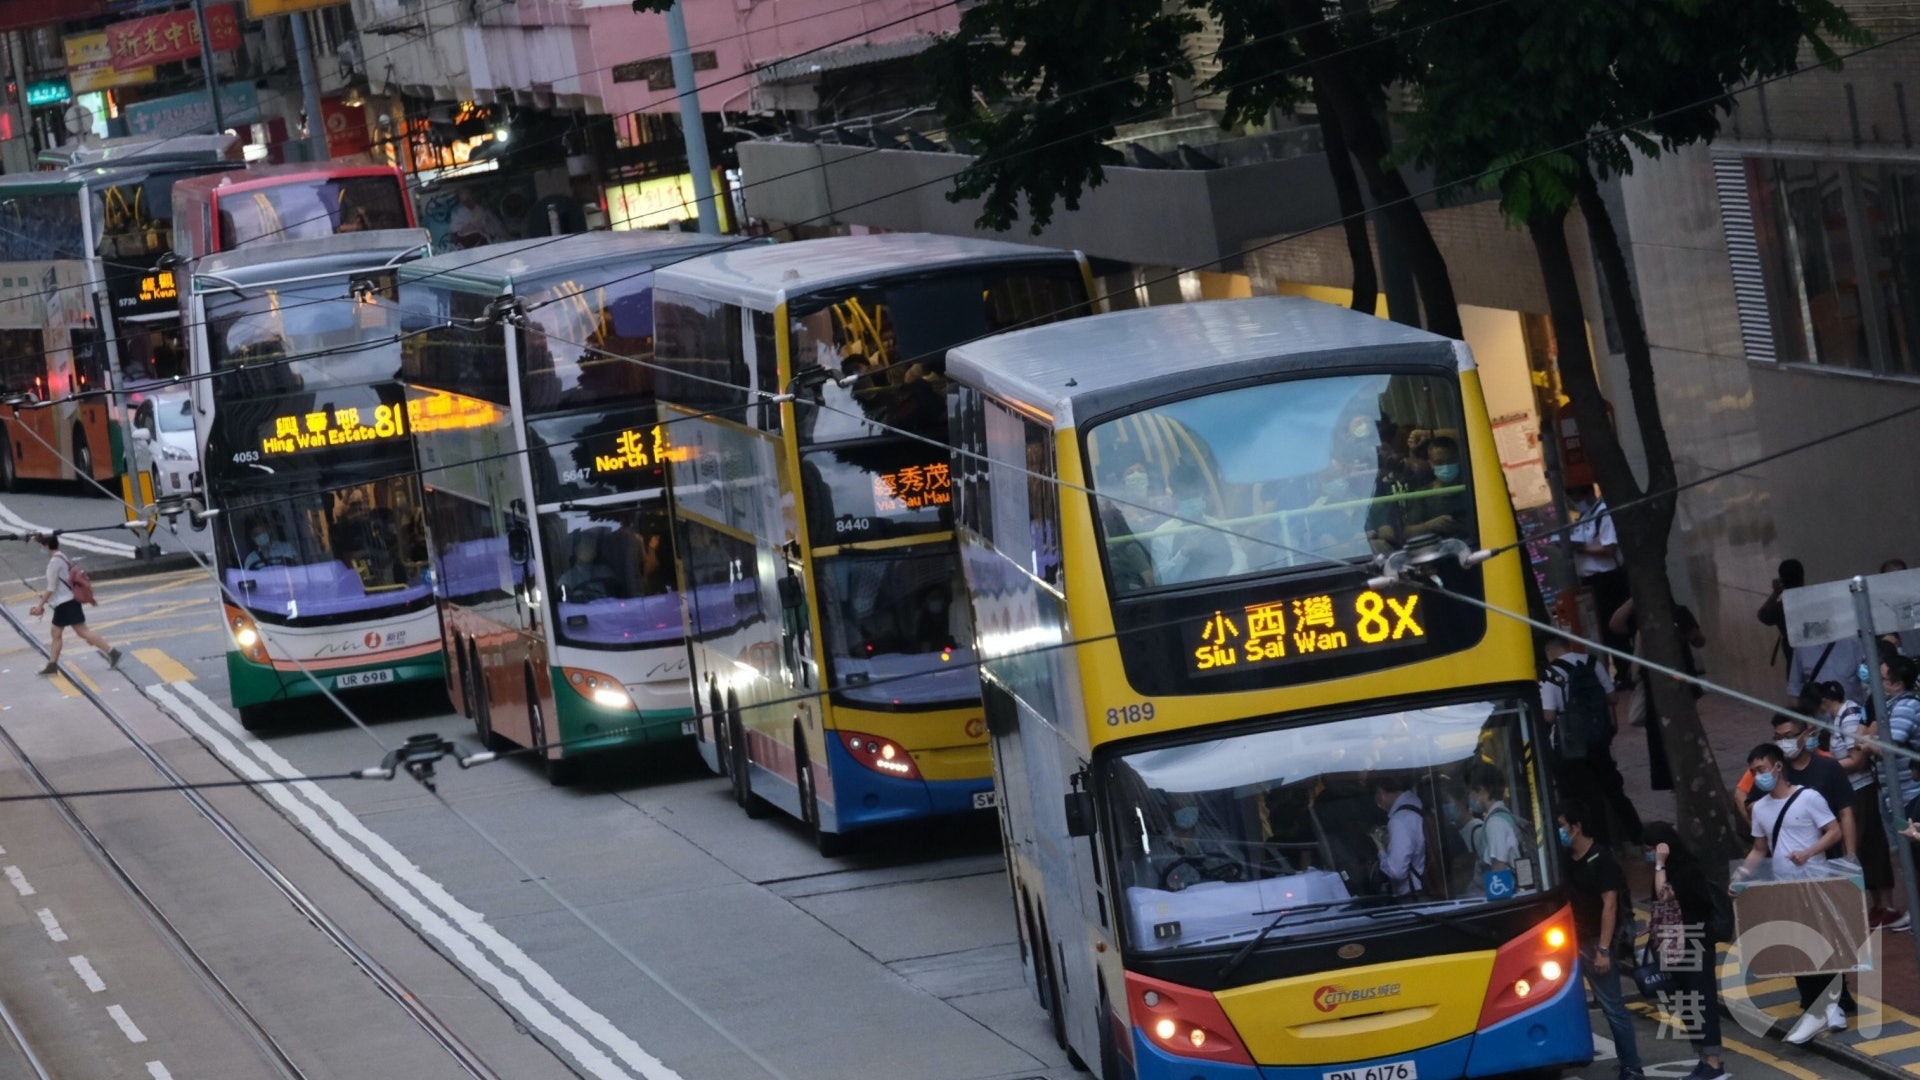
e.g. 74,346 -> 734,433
92,601 -> 211,633
145,1063 -> 173,1080
133,649 -> 193,684
0,500 -> 135,558
4,866 -> 34,896
46,674 -> 80,699
1721,1036 -> 1824,1080
69,666 -> 100,694
69,955 -> 105,993
1854,1029 -> 1920,1054
36,908 -> 67,942
152,682 -> 680,1080
106,1004 -> 147,1044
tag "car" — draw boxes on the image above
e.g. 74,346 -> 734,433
132,391 -> 201,498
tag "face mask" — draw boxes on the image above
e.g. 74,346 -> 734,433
1433,463 -> 1461,484
1123,471 -> 1150,496
1775,737 -> 1802,758
1556,826 -> 1572,848
252,533 -> 270,547
1754,770 -> 1779,793
1860,662 -> 1872,686
1176,497 -> 1207,520
1172,806 -> 1199,830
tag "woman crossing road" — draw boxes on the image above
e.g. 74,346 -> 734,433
26,532 -> 119,675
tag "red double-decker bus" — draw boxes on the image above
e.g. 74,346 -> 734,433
172,164 -> 415,262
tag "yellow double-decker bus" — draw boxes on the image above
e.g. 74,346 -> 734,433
945,297 -> 1585,1080
653,233 -> 1094,855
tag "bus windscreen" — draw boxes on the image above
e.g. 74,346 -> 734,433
204,275 -> 406,394
1088,372 -> 1474,594
218,176 -> 411,248
816,546 -> 976,709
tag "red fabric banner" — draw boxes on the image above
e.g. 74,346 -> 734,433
109,4 -> 241,72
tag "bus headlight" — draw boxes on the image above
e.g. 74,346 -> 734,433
1126,971 -> 1252,1065
562,667 -> 633,710
224,605 -> 269,664
1476,906 -> 1578,1029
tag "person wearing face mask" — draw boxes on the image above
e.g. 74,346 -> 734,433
1745,715 -> 1855,865
1466,764 -> 1523,875
1557,799 -> 1643,1080
1814,679 -> 1903,929
1149,461 -> 1234,586
1733,743 -> 1845,1045
1881,655 -> 1920,823
241,517 -> 298,570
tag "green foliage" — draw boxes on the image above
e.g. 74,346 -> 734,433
1391,0 -> 1864,226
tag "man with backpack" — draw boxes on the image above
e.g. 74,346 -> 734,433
25,533 -> 119,675
1541,635 -> 1642,846
1371,772 -> 1435,899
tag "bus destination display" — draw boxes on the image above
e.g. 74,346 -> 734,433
872,461 -> 952,513
260,403 -> 409,455
1185,584 -> 1427,675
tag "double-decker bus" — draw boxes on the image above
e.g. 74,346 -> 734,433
0,155 -> 236,488
653,234 -> 1095,854
399,231 -> 738,782
945,297 -> 1584,1080
172,164 -> 415,261
189,229 -> 438,728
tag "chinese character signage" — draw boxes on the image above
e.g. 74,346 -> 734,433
104,264 -> 177,318
872,463 -> 952,512
65,32 -> 156,93
320,95 -> 371,157
124,83 -> 259,138
605,171 -> 731,232
109,3 -> 240,72
591,426 -> 688,475
25,80 -> 70,107
1185,585 -> 1427,675
260,404 -> 409,456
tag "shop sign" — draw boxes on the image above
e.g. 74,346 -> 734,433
124,83 -> 260,138
610,52 -> 716,91
246,0 -> 348,15
108,3 -> 241,72
606,170 -> 730,232
320,96 -> 372,157
25,80 -> 70,107
65,32 -> 156,93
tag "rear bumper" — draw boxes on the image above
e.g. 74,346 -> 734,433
226,650 -> 445,709
824,736 -> 993,832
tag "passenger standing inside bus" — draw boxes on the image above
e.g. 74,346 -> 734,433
1559,799 -> 1644,1080
1372,773 -> 1429,898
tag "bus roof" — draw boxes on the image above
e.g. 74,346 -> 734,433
193,229 -> 432,290
945,297 -> 1472,429
38,133 -> 241,169
397,231 -> 741,294
652,233 -> 1082,310
172,163 -> 404,199
0,160 -> 230,197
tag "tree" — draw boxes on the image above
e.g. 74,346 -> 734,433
923,0 -> 1461,335
1391,0 -> 1859,861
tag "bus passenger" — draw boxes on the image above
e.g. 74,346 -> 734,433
1467,764 -> 1523,874
1372,773 -> 1430,898
1150,461 -> 1234,585
1388,436 -> 1470,544
242,518 -> 299,569
558,532 -> 617,601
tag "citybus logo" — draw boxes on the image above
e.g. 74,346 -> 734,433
1312,983 -> 1401,1013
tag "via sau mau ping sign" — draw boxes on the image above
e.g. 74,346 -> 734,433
1782,567 -> 1920,648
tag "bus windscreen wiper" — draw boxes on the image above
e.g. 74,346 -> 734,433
1215,899 -> 1354,980
1361,905 -> 1503,943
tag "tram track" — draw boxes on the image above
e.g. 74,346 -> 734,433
0,601 -> 504,1080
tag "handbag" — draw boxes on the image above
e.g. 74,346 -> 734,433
1649,895 -> 1686,968
1630,925 -> 1676,999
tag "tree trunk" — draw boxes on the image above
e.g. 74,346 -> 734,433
1527,207 -> 1744,865
1315,94 -> 1378,316
1280,0 -> 1460,338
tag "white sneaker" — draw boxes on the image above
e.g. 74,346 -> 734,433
1827,1003 -> 1847,1031
1785,1008 -> 1826,1044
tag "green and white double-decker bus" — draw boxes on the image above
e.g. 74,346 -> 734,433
399,232 -> 737,782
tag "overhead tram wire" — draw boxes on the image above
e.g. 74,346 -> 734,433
0,0 -> 1517,402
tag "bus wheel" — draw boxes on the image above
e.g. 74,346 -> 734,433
707,684 -> 728,778
238,703 -> 273,731
796,727 -> 850,857
1098,991 -> 1131,1080
71,427 -> 99,495
530,671 -> 572,786
726,698 -> 771,819
1037,910 -> 1068,1051
0,425 -> 13,491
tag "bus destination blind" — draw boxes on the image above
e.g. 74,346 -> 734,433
1184,584 -> 1427,675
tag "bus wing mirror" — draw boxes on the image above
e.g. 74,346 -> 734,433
1064,789 -> 1096,838
507,525 -> 531,564
778,573 -> 805,611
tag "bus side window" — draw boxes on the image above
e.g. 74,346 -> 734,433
751,310 -> 780,433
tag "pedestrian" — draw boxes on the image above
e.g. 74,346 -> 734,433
25,533 -> 119,675
1757,558 -> 1803,669
1882,655 -> 1920,823
1541,635 -> 1642,846
1762,707 -> 1863,1019
1733,743 -> 1845,1045
1643,821 -> 1731,1080
1558,798 -> 1644,1080
1608,596 -> 1706,793
1568,485 -> 1631,679
1814,680 -> 1905,929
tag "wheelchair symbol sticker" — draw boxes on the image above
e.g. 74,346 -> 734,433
1484,869 -> 1516,899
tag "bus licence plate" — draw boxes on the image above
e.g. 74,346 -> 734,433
1325,1061 -> 1416,1080
335,669 -> 394,689
679,719 -> 697,736
972,790 -> 999,810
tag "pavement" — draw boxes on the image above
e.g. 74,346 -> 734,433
1610,688 -> 1920,1080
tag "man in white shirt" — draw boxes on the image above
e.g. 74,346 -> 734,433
1567,484 -> 1631,679
1372,773 -> 1429,897
1539,635 -> 1642,846
1734,742 -> 1844,1045
1467,764 -> 1523,873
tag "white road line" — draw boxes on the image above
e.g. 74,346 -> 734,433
145,1063 -> 173,1080
4,865 -> 34,896
106,1004 -> 147,1044
152,682 -> 670,1080
36,908 -> 67,942
0,499 -> 137,558
68,955 -> 105,993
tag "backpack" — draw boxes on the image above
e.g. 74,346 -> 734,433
1547,656 -> 1610,759
58,555 -> 95,606
1393,802 -> 1449,901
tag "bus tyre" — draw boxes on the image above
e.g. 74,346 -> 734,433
1098,992 -> 1131,1080
72,427 -> 99,495
796,728 -> 850,858
1038,910 -> 1068,1051
707,684 -> 728,778
238,703 -> 273,732
0,428 -> 16,491
530,672 -> 572,786
726,702 -> 771,819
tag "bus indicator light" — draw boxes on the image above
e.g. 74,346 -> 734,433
1184,585 -> 1428,677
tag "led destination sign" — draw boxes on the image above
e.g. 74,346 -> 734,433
872,461 -> 952,513
1186,585 -> 1427,675
592,425 -> 689,475
260,402 -> 409,455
